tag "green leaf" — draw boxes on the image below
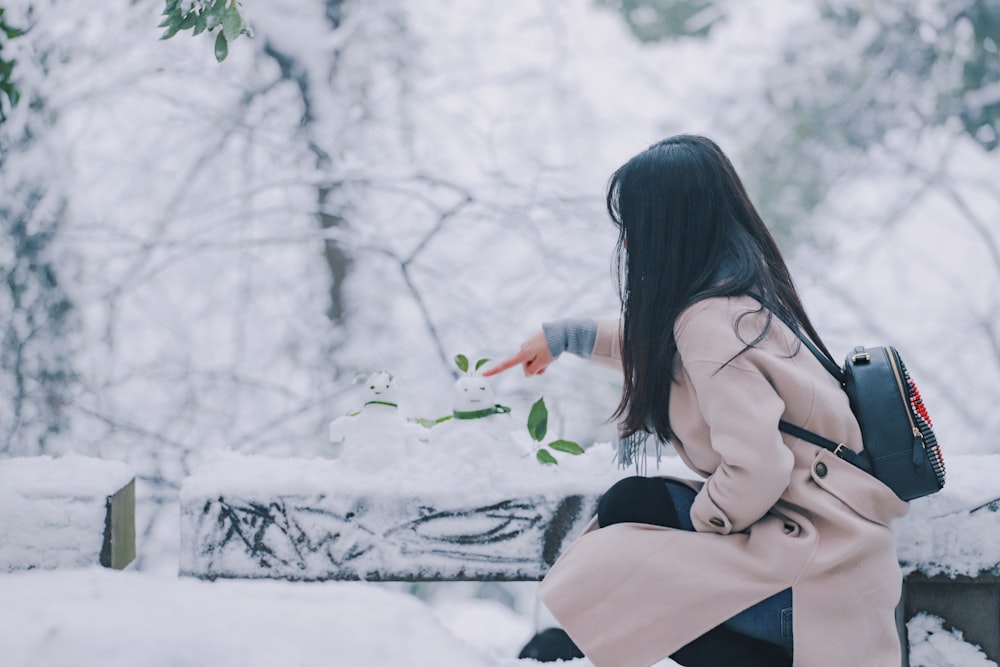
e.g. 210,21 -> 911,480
536,448 -> 558,465
214,31 -> 229,62
474,358 -> 490,371
193,14 -> 207,36
161,23 -> 182,40
180,12 -> 198,30
159,12 -> 184,39
205,0 -> 227,31
549,439 -> 584,455
3,83 -> 19,107
454,354 -> 469,373
222,5 -> 243,41
527,397 -> 548,442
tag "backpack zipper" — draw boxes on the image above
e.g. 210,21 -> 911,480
886,346 -> 924,467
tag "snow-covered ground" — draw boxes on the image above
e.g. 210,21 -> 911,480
0,567 -> 994,667
2,451 -> 998,666
0,569 -> 500,667
0,568 -> 619,667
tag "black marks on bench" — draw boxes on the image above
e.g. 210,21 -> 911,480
542,495 -> 586,566
199,496 -> 377,575
387,499 -> 543,545
384,499 -> 547,567
185,492 -> 601,580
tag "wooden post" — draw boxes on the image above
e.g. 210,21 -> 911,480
100,478 -> 136,570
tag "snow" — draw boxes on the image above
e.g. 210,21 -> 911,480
0,569 -> 493,667
180,441 -> 650,501
434,596 -> 535,657
908,614 -> 999,667
894,454 -> 1000,577
2,0 -> 999,664
0,566 -> 685,667
3,449 -> 996,666
0,454 -> 133,498
0,569 -> 987,667
0,455 -> 134,572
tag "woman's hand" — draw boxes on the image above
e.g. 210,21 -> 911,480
483,331 -> 554,377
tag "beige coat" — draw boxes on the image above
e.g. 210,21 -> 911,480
539,296 -> 909,667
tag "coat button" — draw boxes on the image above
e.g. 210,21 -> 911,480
709,517 -> 725,528
815,461 -> 828,478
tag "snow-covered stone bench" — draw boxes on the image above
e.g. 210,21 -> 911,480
0,455 -> 136,572
179,447 -> 633,581
894,454 -> 1000,665
179,451 -> 999,665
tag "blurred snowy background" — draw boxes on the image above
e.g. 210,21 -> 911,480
1,0 -> 998,664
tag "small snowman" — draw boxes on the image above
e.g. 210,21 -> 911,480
428,355 -> 522,457
329,371 -> 424,471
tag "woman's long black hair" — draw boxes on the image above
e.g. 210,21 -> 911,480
609,134 -> 832,442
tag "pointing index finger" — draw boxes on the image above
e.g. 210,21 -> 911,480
482,351 -> 528,377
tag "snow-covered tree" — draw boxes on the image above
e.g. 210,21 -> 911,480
596,0 -> 1000,452
0,3 -> 78,456
737,0 -> 1000,452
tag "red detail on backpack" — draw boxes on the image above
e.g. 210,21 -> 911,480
908,379 -> 933,427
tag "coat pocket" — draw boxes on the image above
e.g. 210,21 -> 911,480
808,449 -> 909,526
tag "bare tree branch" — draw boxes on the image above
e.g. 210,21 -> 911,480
801,268 -> 985,430
936,177 -> 1000,282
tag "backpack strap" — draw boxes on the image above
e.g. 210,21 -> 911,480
777,420 -> 872,473
744,294 -> 869,470
766,308 -> 845,384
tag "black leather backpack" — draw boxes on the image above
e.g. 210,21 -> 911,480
775,315 -> 946,501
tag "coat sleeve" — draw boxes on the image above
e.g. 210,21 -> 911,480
589,318 -> 623,372
676,304 -> 795,535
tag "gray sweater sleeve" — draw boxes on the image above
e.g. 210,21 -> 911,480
542,318 -> 598,359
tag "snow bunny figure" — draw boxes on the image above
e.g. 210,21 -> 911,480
428,355 -> 521,459
328,371 -> 424,471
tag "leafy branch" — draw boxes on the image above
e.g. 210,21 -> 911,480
160,0 -> 253,62
527,398 -> 583,465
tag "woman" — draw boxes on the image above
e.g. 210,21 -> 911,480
485,135 -> 908,667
